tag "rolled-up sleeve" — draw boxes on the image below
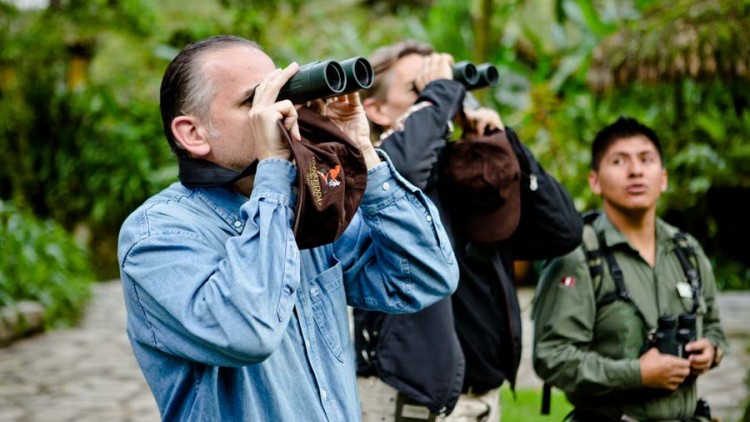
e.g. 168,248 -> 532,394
335,150 -> 459,313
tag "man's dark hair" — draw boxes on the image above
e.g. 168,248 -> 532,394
591,116 -> 664,170
160,35 -> 261,158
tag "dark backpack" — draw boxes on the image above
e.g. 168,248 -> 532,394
540,211 -> 702,415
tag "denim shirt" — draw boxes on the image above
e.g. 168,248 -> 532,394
118,152 -> 459,421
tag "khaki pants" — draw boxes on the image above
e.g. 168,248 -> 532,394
358,377 -> 501,422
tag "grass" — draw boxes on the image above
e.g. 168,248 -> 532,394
501,386 -> 573,422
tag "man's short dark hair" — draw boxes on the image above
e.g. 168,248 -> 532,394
160,35 -> 260,158
591,116 -> 663,170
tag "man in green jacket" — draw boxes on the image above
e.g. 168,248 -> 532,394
532,117 -> 727,422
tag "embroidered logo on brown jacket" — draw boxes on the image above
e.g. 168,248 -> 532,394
305,157 -> 342,206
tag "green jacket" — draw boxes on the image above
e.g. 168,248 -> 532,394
532,213 -> 727,421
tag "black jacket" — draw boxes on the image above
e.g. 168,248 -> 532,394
354,79 -> 582,414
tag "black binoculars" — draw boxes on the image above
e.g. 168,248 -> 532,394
651,313 -> 697,358
453,61 -> 499,90
277,57 -> 374,104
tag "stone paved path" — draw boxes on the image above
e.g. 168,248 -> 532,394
0,282 -> 747,421
0,280 -> 160,422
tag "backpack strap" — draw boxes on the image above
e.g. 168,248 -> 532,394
541,217 -> 703,416
542,212 -> 602,416
671,231 -> 702,313
541,382 -> 552,415
580,211 -> 648,324
596,231 -> 651,327
580,211 -> 605,296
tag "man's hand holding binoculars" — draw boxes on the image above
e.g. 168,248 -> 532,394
639,347 -> 691,391
639,336 -> 716,391
685,338 -> 716,375
250,62 -> 301,162
323,93 -> 381,170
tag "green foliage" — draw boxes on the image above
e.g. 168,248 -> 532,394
0,0 -> 748,288
461,0 -> 750,287
714,258 -> 750,291
0,200 -> 93,328
0,1 -> 176,279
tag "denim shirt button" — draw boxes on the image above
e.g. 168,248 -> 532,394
381,182 -> 391,191
233,220 -> 242,228
320,389 -> 328,400
426,215 -> 433,222
310,287 -> 319,296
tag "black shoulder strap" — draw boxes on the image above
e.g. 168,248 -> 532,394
543,213 -> 600,416
672,231 -> 702,313
542,225 -> 702,416
541,382 -> 552,415
581,213 -> 650,326
580,212 -> 604,296
597,231 -> 653,329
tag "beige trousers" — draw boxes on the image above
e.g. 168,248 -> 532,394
358,376 -> 501,422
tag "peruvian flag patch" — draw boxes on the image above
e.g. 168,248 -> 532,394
560,276 -> 576,287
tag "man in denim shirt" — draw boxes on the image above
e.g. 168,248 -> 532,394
117,35 -> 459,421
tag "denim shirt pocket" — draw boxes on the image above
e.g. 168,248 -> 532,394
309,260 -> 347,363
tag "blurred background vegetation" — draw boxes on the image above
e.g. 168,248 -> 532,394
1,0 -> 749,328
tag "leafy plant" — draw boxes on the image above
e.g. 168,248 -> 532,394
0,201 -> 93,328
1,0 -> 748,288
0,2 -> 176,278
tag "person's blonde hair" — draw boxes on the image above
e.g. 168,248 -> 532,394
363,40 -> 434,138
364,40 -> 434,101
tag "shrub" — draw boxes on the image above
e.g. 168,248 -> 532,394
0,200 -> 93,328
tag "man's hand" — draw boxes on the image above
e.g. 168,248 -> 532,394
324,93 -> 380,169
249,62 -> 301,161
461,107 -> 504,136
685,338 -> 716,375
639,347 -> 691,390
414,53 -> 454,92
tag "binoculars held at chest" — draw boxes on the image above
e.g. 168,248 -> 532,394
650,313 -> 697,358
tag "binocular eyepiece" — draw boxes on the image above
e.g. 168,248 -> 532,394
277,56 -> 375,104
651,313 -> 697,358
453,61 -> 499,90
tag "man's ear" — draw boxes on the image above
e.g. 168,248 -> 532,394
172,115 -> 211,157
589,170 -> 601,196
363,97 -> 393,128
